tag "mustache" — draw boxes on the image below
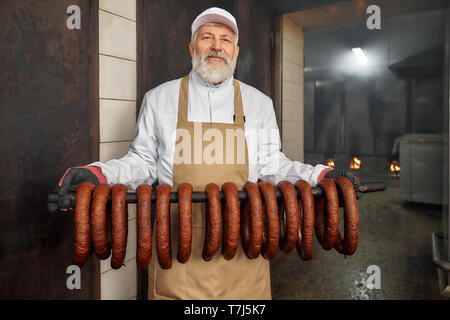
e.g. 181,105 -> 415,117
202,50 -> 231,63
192,48 -> 237,84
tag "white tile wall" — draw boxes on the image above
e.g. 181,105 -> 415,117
97,0 -> 138,300
100,99 -> 136,143
282,60 -> 302,84
282,121 -> 300,142
99,10 -> 137,61
99,55 -> 137,101
283,40 -> 302,65
100,141 -> 132,162
99,0 -> 136,21
282,101 -> 301,122
281,15 -> 304,162
282,140 -> 300,161
282,16 -> 303,47
282,80 -> 301,103
100,259 -> 137,300
100,219 -> 137,273
128,203 -> 137,220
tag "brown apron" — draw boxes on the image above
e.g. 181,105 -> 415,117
148,75 -> 271,300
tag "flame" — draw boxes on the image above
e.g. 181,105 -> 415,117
349,157 -> 361,169
326,158 -> 335,167
389,161 -> 400,172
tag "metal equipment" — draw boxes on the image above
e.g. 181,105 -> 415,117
396,134 -> 444,205
47,181 -> 386,212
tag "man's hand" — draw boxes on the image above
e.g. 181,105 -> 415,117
57,167 -> 101,196
53,166 -> 105,212
324,168 -> 362,199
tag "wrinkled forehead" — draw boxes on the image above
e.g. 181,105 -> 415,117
194,23 -> 236,39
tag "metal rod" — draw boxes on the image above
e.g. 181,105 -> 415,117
431,232 -> 450,297
48,181 -> 386,212
431,232 -> 450,271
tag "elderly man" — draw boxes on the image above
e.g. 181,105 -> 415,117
57,7 -> 357,300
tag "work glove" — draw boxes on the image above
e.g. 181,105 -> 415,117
324,168 -> 362,199
52,166 -> 105,212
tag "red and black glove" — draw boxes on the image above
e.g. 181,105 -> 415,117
53,166 -> 106,212
324,168 -> 362,199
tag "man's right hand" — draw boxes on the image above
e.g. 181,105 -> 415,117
49,166 -> 106,213
56,166 -> 106,197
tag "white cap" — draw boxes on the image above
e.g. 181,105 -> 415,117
191,7 -> 238,39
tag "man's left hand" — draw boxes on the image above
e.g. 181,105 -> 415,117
324,168 -> 362,199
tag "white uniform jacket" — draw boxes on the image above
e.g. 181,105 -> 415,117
91,71 -> 331,189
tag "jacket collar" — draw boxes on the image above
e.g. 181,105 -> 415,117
190,70 -> 234,90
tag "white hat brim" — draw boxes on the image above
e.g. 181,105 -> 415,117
192,13 -> 238,36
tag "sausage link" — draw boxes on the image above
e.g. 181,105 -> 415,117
177,183 -> 193,264
203,183 -> 222,261
335,230 -> 345,255
333,177 -> 359,255
74,182 -> 95,267
294,180 -> 315,261
277,181 -> 300,253
314,196 -> 325,245
241,183 -> 263,259
136,184 -> 152,269
221,182 -> 240,260
258,182 -> 279,260
91,184 -> 111,260
240,200 -> 251,258
111,184 -> 128,269
318,179 -> 339,251
261,203 -> 268,255
156,184 -> 172,269
106,201 -> 113,257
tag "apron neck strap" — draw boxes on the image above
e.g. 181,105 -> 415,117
177,76 -> 190,123
233,79 -> 245,125
177,75 -> 245,125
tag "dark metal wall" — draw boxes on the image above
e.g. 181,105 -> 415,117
0,0 -> 99,298
235,0 -> 273,96
443,7 -> 450,262
140,0 -> 235,96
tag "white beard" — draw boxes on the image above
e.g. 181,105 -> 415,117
192,50 -> 237,84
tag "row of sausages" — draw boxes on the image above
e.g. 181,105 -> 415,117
73,177 -> 359,269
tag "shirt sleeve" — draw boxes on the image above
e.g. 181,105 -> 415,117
256,96 -> 331,187
89,92 -> 159,190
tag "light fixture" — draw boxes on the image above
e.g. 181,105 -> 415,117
352,47 -> 368,65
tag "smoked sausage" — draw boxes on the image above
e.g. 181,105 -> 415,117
221,182 -> 240,260
203,183 -> 222,261
333,177 -> 359,255
277,181 -> 300,254
317,179 -> 339,251
314,196 -> 325,245
111,184 -> 128,269
258,182 -> 279,260
91,184 -> 111,260
240,200 -> 251,258
136,184 -> 152,269
73,182 -> 95,267
241,182 -> 263,259
177,183 -> 193,264
156,184 -> 172,269
294,180 -> 314,261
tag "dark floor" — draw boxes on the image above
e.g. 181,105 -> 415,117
270,173 -> 449,300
